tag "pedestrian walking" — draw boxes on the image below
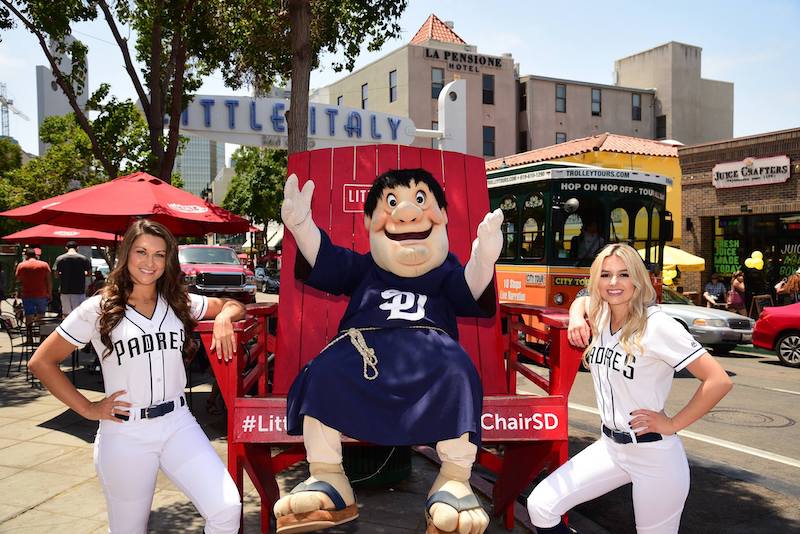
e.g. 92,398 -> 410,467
29,219 -> 245,533
53,240 -> 92,317
15,248 -> 52,343
727,271 -> 746,315
527,243 -> 732,534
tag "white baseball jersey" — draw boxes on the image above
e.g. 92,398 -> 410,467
586,305 -> 704,432
57,293 -> 208,407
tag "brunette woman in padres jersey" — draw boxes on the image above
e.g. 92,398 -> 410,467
30,220 -> 245,534
527,244 -> 732,534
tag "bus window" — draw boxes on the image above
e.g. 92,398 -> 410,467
564,214 -> 583,254
500,195 -> 517,259
521,193 -> 545,260
609,207 -> 630,244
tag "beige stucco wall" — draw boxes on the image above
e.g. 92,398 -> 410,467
614,42 -> 733,145
324,45 -> 411,121
320,42 -> 517,159
699,78 -> 734,144
523,76 -> 655,149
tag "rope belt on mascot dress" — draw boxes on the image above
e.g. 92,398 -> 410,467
321,326 -> 450,380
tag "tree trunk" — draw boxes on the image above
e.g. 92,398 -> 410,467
287,0 -> 311,155
147,0 -> 166,177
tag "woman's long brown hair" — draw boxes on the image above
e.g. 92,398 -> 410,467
98,219 -> 197,360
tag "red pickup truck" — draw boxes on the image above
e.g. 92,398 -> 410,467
178,245 -> 257,304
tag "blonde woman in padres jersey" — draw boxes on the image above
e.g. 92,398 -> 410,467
527,244 -> 732,534
30,220 -> 245,534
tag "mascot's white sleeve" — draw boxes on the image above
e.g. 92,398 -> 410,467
464,209 -> 504,300
281,174 -> 322,267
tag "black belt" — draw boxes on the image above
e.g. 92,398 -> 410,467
602,424 -> 662,444
115,396 -> 185,421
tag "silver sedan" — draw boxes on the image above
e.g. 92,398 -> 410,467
660,286 -> 755,354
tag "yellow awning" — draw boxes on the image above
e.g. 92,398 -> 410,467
638,246 -> 705,272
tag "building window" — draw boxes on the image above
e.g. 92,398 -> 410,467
483,126 -> 495,157
483,74 -> 495,105
432,68 -> 444,99
389,70 -> 397,103
431,121 -> 439,149
591,88 -> 601,116
361,83 -> 368,109
337,95 -> 343,106
518,131 -> 528,152
632,93 -> 641,121
656,115 -> 667,139
556,83 -> 566,113
556,132 -> 567,144
519,82 -> 527,111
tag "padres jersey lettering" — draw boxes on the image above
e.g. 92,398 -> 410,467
56,293 -> 207,407
589,305 -> 704,432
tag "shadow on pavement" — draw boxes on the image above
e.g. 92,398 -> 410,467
528,436 -> 800,533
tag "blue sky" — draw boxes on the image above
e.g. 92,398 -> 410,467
1,0 -> 798,157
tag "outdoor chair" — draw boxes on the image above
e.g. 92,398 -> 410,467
196,145 -> 583,533
2,313 -> 28,377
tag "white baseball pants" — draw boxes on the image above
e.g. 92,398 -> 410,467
94,406 -> 241,533
528,434 -> 690,533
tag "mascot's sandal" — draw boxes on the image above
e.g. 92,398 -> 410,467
275,481 -> 358,534
425,491 -> 486,534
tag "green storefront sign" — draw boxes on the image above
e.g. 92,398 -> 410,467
714,239 -> 741,275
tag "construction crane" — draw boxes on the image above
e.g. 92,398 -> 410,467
0,83 -> 30,138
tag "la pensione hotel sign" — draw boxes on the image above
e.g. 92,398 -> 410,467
425,48 -> 504,72
712,155 -> 790,189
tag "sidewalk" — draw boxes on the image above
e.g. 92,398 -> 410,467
0,329 -> 545,533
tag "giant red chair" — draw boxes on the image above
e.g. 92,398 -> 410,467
197,145 -> 583,532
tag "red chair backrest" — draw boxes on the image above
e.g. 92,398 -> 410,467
274,145 -> 507,395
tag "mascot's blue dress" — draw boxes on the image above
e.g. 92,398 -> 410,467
286,231 -> 495,447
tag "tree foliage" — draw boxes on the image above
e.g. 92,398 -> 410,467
222,147 -> 287,226
209,0 -> 408,153
0,137 -> 22,176
0,0 -> 214,181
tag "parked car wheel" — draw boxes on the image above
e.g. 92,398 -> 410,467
775,332 -> 800,368
710,344 -> 736,355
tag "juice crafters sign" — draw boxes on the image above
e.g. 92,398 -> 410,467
712,155 -> 790,189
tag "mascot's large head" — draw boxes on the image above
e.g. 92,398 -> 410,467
364,169 -> 448,278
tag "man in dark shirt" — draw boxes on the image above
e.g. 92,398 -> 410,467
53,240 -> 91,317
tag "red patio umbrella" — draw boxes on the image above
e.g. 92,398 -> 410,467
2,224 -> 119,245
0,172 -> 251,237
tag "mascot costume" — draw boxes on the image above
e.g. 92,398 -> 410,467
275,168 -> 503,534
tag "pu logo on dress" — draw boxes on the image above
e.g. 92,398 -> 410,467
167,203 -> 209,214
379,289 -> 427,321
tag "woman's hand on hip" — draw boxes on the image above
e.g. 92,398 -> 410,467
629,409 -> 676,436
83,390 -> 131,423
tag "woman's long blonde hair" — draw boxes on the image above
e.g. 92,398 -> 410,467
583,244 -> 657,367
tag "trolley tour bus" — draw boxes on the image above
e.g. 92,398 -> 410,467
487,162 -> 674,310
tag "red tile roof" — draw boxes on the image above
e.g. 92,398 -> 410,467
410,14 -> 466,45
486,133 -> 679,170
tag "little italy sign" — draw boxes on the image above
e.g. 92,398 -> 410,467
712,155 -> 791,189
173,95 -> 416,149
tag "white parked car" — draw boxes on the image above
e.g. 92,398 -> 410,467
659,286 -> 754,354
